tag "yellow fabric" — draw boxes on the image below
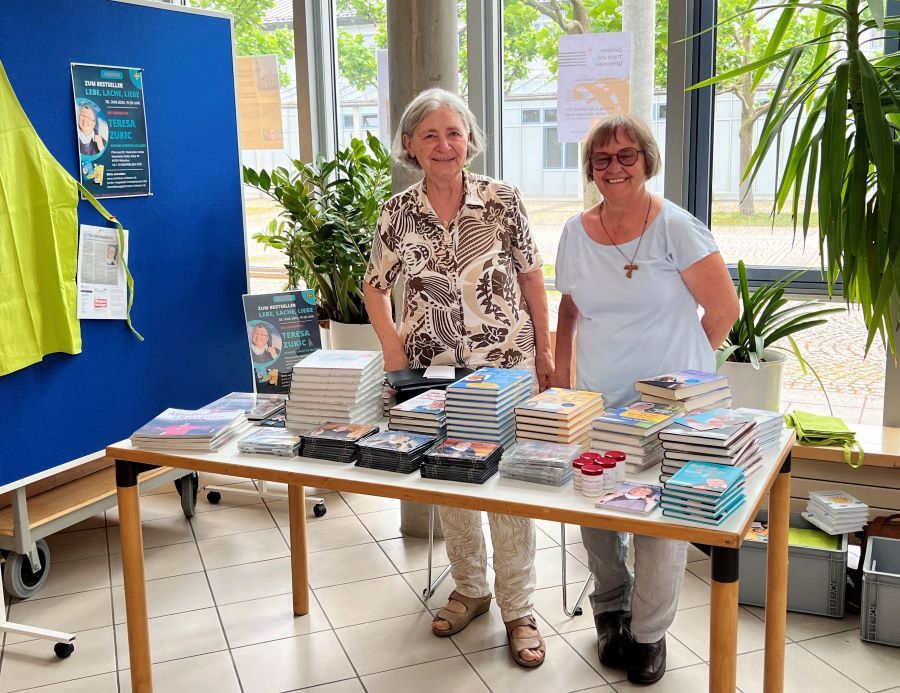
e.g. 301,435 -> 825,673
0,59 -> 81,375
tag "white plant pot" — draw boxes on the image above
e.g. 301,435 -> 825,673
328,321 -> 382,352
717,349 -> 786,412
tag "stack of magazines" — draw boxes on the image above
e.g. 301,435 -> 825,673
421,438 -> 503,484
300,422 -> 380,463
802,490 -> 869,534
732,407 -> 785,452
201,391 -> 287,421
658,409 -> 760,484
130,408 -> 249,451
388,389 -> 447,437
635,370 -> 731,412
286,350 -> 384,430
660,461 -> 746,525
237,428 -> 301,457
514,388 -> 604,447
355,430 -> 437,473
499,441 -> 580,486
590,402 -> 682,473
444,368 -> 534,448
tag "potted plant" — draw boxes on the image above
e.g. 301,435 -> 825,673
244,132 -> 392,349
718,261 -> 844,410
693,1 -> 900,356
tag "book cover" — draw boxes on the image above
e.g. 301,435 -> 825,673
808,490 -> 867,511
592,402 -> 683,434
672,408 -> 756,433
744,521 -> 769,542
243,291 -> 322,394
635,370 -> 726,399
514,388 -> 603,419
595,482 -> 662,514
391,389 -> 446,417
666,461 -> 744,494
293,349 -> 383,373
132,408 -> 244,439
446,368 -> 532,393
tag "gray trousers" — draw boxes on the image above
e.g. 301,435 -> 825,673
581,526 -> 688,643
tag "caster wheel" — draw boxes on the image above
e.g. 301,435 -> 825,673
573,607 -> 583,616
206,490 -> 222,504
2,539 -> 51,599
178,472 -> 199,518
313,503 -> 327,518
54,642 -> 75,659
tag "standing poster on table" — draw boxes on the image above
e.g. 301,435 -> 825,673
71,63 -> 150,198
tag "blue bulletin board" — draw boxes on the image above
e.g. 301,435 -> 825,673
0,0 -> 251,487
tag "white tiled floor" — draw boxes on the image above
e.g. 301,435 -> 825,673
3,475 -> 900,692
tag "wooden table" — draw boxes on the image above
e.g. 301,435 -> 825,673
109,431 -> 795,693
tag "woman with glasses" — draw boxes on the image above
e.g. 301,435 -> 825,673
551,114 -> 738,685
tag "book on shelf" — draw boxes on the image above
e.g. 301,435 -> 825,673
591,402 -> 683,436
595,482 -> 663,514
514,388 -> 604,421
200,392 -> 287,421
243,290 -> 322,395
634,370 -> 727,400
640,387 -> 731,412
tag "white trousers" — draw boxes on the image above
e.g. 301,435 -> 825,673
439,506 -> 536,622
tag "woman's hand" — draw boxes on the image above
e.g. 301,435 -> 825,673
535,348 -> 554,392
382,345 -> 410,372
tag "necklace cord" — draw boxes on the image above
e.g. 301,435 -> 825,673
598,193 -> 653,270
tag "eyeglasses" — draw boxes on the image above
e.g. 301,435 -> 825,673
590,148 -> 643,171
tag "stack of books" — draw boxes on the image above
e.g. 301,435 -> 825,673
658,409 -> 760,484
635,370 -> 731,412
802,490 -> 869,535
237,428 -> 301,457
130,408 -> 249,451
355,430 -> 437,473
590,402 -> 683,473
286,350 -> 384,430
382,385 -> 398,418
514,388 -> 604,447
201,391 -> 287,421
421,438 -> 503,484
660,461 -> 746,525
389,389 -> 447,437
596,481 -> 664,515
732,407 -> 785,452
444,368 -> 534,449
300,422 -> 380,463
499,441 -> 581,486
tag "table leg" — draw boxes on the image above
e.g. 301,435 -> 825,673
288,484 -> 309,615
709,546 -> 739,693
764,454 -> 791,693
115,460 -> 154,693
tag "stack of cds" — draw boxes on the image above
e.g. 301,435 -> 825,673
499,441 -> 581,486
389,389 -> 446,437
237,428 -> 301,457
421,438 -> 503,484
634,370 -> 731,412
802,490 -> 869,534
356,430 -> 437,473
732,407 -> 785,452
514,388 -> 604,447
300,422 -> 380,463
590,402 -> 682,473
286,350 -> 384,430
658,409 -> 760,484
201,392 -> 287,421
444,368 -> 534,448
130,408 -> 250,452
660,461 -> 746,526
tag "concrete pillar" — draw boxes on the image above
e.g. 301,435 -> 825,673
387,0 -> 458,538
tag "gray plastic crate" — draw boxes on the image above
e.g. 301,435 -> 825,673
861,535 -> 900,646
738,511 -> 848,617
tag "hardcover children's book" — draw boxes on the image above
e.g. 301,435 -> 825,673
635,370 -> 727,399
592,402 -> 683,435
666,461 -> 744,495
390,389 -> 446,419
446,368 -> 532,394
672,408 -> 756,433
515,388 -> 604,420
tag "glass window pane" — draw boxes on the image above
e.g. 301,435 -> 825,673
544,108 -> 557,123
521,108 -> 541,124
564,142 -> 578,170
543,127 -> 562,168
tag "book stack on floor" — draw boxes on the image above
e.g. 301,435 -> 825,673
444,368 -> 534,449
201,392 -> 287,421
388,389 -> 447,438
499,441 -> 581,486
658,409 -> 760,484
286,350 -> 384,430
635,370 -> 731,412
130,408 -> 250,452
660,461 -> 746,525
300,422 -> 380,463
237,428 -> 302,457
802,490 -> 869,535
590,402 -> 683,474
514,388 -> 604,448
355,430 -> 437,473
732,407 -> 785,452
421,438 -> 503,484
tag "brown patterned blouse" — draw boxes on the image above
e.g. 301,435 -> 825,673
365,171 -> 543,369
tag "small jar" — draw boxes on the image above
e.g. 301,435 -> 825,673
604,451 -> 627,483
572,459 -> 586,490
600,460 -> 617,491
580,463 -> 605,497
581,451 -> 602,463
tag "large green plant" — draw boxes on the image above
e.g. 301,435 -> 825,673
244,133 -> 392,324
694,1 -> 900,355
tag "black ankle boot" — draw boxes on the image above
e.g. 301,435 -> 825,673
593,610 -> 632,669
627,635 -> 667,685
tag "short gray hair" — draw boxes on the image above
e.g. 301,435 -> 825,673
391,88 -> 484,170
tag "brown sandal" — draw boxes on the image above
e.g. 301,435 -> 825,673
505,615 -> 546,668
431,590 -> 492,637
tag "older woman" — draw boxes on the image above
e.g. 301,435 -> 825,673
552,114 -> 739,685
363,88 -> 552,668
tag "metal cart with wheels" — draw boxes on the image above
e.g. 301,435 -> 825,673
203,478 -> 326,517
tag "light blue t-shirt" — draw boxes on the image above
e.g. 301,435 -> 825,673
555,199 -> 719,409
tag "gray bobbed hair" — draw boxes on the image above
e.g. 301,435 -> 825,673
391,88 -> 485,170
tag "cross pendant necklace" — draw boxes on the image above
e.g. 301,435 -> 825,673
598,193 -> 653,278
